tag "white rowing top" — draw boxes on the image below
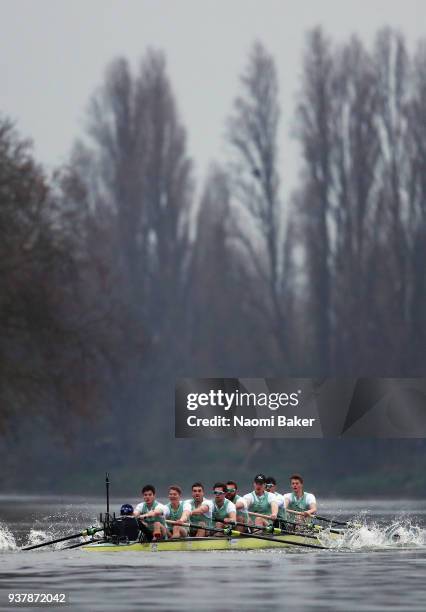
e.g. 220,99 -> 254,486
242,491 -> 277,508
183,498 -> 214,519
283,492 -> 316,507
134,501 -> 167,514
272,492 -> 285,508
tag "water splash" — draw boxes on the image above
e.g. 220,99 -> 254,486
22,508 -> 101,550
0,522 -> 17,551
318,517 -> 426,550
26,528 -> 51,549
24,525 -> 101,550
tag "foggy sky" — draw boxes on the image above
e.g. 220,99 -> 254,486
1,0 -> 425,193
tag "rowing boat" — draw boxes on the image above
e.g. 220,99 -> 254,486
83,529 -> 343,552
20,475 -> 353,555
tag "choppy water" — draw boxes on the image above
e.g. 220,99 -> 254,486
1,497 -> 426,611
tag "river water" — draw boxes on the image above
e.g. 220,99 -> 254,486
0,496 -> 425,611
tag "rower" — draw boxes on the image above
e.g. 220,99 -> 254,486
212,483 -> 236,534
163,485 -> 186,539
179,482 -> 213,537
265,476 -> 286,527
133,484 -> 167,541
283,474 -> 317,522
226,480 -> 249,532
243,473 -> 278,529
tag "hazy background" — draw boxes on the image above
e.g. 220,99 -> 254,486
2,0 -> 426,186
1,0 -> 426,497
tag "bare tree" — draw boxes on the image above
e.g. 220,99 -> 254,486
329,36 -> 382,371
60,50 -> 194,451
295,28 -> 334,373
295,27 -> 426,375
227,41 -> 289,368
138,51 -> 193,360
189,166 -> 234,372
405,40 -> 426,372
372,29 -> 412,370
74,52 -> 193,353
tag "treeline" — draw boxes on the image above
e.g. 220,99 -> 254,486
1,28 -> 425,491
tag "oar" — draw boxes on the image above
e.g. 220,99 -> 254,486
166,520 -> 327,550
248,510 -> 286,520
315,515 -> 360,528
229,520 -> 319,541
246,510 -> 345,536
64,538 -> 105,550
249,509 -> 314,522
229,520 -> 282,535
248,510 -> 311,527
266,510 -> 346,534
22,526 -> 103,551
166,520 -> 235,537
222,519 -> 285,535
247,510 -> 303,528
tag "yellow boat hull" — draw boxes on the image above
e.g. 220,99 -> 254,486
83,532 -> 336,552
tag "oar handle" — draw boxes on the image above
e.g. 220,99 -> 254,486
166,519 -> 240,537
167,518 -> 277,536
166,520 -> 191,528
247,510 -> 276,520
232,520 -> 282,535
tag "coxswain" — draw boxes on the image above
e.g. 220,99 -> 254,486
179,482 -> 213,537
243,474 -> 278,528
163,485 -> 186,539
225,480 -> 248,532
120,503 -> 134,516
211,483 -> 236,534
133,484 -> 167,540
283,474 -> 317,522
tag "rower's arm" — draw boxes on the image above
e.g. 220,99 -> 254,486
180,510 -> 190,523
304,502 -> 317,517
178,501 -> 193,523
152,506 -> 165,517
190,503 -> 209,516
270,500 -> 278,520
235,499 -> 246,510
242,493 -> 253,510
224,511 -> 236,523
133,504 -> 143,518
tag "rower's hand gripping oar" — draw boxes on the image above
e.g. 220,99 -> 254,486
22,526 -> 103,551
166,520 -> 327,550
230,520 -> 283,535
